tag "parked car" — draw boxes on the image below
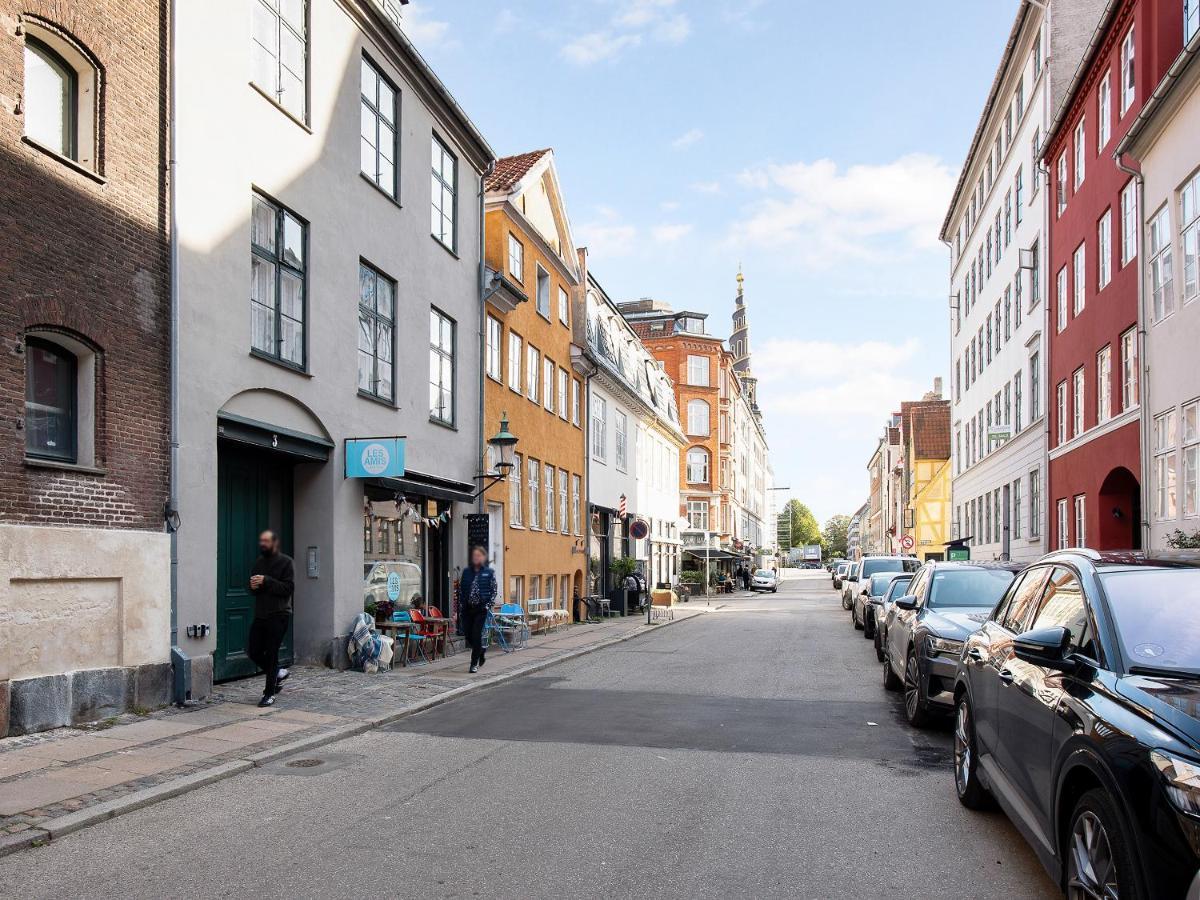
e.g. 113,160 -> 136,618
856,572 -> 906,638
882,560 -> 1020,726
751,569 -> 778,592
844,555 -> 921,613
952,550 -> 1200,900
873,573 -> 914,662
840,560 -> 861,608
363,559 -> 422,611
833,562 -> 849,590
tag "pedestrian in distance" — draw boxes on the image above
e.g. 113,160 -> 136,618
246,529 -> 294,707
458,545 -> 497,673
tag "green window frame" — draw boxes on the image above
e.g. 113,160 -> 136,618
251,193 -> 307,370
360,54 -> 398,198
358,262 -> 395,402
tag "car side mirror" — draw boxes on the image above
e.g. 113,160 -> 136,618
894,595 -> 918,610
848,575 -> 858,583
1013,626 -> 1077,672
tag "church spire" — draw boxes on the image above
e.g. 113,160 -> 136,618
731,267 -> 751,375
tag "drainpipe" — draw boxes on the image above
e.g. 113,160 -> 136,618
940,235 -> 956,541
476,160 -> 494,515
1115,151 -> 1148,550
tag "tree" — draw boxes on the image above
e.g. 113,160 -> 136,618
821,515 -> 851,559
782,500 -> 821,547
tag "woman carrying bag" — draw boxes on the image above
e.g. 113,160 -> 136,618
458,545 -> 497,673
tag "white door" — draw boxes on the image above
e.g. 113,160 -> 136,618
487,503 -> 504,598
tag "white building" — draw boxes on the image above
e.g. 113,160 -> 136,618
941,2 -> 1049,562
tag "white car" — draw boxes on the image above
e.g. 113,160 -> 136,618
751,569 -> 778,593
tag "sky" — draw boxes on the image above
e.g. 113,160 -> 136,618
402,0 -> 1021,524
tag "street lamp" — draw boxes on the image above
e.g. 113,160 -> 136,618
471,413 -> 518,498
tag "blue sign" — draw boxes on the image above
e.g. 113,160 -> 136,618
345,438 -> 406,478
386,571 -> 401,602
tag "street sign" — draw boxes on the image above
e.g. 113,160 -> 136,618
948,546 -> 971,561
345,437 -> 405,478
900,534 -> 915,550
629,518 -> 650,541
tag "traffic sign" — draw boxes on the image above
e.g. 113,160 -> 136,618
900,534 -> 915,550
629,518 -> 650,541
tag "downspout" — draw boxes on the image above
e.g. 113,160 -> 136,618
1114,151 -> 1147,550
476,161 -> 495,514
940,235 -> 956,544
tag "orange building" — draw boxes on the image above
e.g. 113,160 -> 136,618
480,150 -> 587,616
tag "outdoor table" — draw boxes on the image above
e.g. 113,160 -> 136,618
374,620 -> 417,667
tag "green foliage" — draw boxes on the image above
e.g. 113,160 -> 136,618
1167,529 -> 1200,549
783,499 -> 821,547
679,570 -> 704,584
609,556 -> 639,579
822,514 -> 852,558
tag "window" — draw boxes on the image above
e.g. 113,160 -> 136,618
1056,266 -> 1068,332
1032,568 -> 1094,656
1098,210 -> 1112,290
1073,118 -> 1086,188
1030,469 -> 1041,537
687,399 -> 710,436
571,474 -> 582,534
509,453 -> 523,526
1056,154 -> 1068,216
1031,128 -> 1041,196
1014,370 -> 1023,432
1184,400 -> 1199,517
687,500 -> 709,531
527,458 -> 540,529
507,332 -> 522,393
544,464 -> 555,531
543,357 -> 554,410
571,379 -> 581,426
1057,499 -> 1069,549
1073,243 -> 1086,315
1030,351 -> 1041,420
1030,240 -> 1040,306
1183,170 -> 1200,303
687,355 -> 709,386
1149,205 -> 1176,321
557,368 -> 568,420
23,32 -> 95,165
1073,368 -> 1085,437
1015,272 -> 1023,328
615,412 -> 628,470
1121,180 -> 1138,266
429,309 -> 455,424
360,56 -> 397,196
591,395 -> 606,460
358,263 -> 395,401
1121,328 -> 1139,410
252,0 -> 307,120
526,344 -> 539,402
1189,0 -> 1200,41
507,235 -> 523,280
535,266 -> 550,318
1057,381 -> 1068,445
1098,71 -> 1112,150
1096,345 -> 1112,424
1120,26 -> 1135,114
484,315 -> 502,382
1004,288 -> 1012,342
1033,31 -> 1043,79
558,287 -> 569,326
1013,478 -> 1022,540
686,448 -> 710,484
1015,168 -> 1024,225
1154,409 -> 1178,520
251,194 -> 306,368
1074,495 -> 1087,547
1016,81 -> 1025,120
24,337 -> 77,462
431,136 -> 457,250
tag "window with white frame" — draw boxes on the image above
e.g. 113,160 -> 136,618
687,500 -> 709,531
591,395 -> 606,460
1098,71 -> 1111,150
1014,370 -> 1023,432
509,453 -> 523,526
507,332 -> 522,393
1057,498 -> 1069,549
1120,26 -> 1136,114
1056,154 -> 1068,216
1030,239 -> 1040,306
571,474 -> 581,534
571,379 -> 580,426
1013,478 -> 1022,539
252,0 -> 307,120
1057,380 -> 1068,445
1189,0 -> 1200,41
687,399 -> 710,436
526,344 -> 539,402
360,56 -> 397,196
1073,368 -> 1085,437
558,469 -> 569,534
1121,327 -> 1139,410
1030,351 -> 1041,420
543,357 -> 554,410
544,464 -> 555,531
1073,243 -> 1086,315
507,234 -> 523,280
1121,180 -> 1138,266
535,266 -> 550,318
615,411 -> 628,470
1056,266 -> 1068,332
1185,400 -> 1200,518
485,315 -> 501,382
686,448 -> 709,484
1149,204 -> 1176,322
1015,167 -> 1024,225
1073,118 -> 1086,188
687,354 -> 709,386
527,458 -> 540,529
558,287 -> 569,326
1096,345 -> 1112,424
557,368 -> 568,420
1030,469 -> 1041,537
429,308 -> 455,424
1031,128 -> 1041,196
1074,495 -> 1087,548
1154,409 -> 1178,520
358,263 -> 395,401
1181,170 -> 1200,303
1098,210 -> 1112,290
431,136 -> 457,250
23,28 -> 99,168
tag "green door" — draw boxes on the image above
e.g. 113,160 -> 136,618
215,445 -> 294,681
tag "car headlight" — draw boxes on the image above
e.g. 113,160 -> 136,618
926,636 -> 964,657
1151,750 -> 1200,817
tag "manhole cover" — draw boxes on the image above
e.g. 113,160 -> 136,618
285,758 -> 324,768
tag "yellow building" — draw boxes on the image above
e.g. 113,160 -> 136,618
480,150 -> 588,616
901,399 -> 952,561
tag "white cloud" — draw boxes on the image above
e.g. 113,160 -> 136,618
671,128 -> 704,150
652,223 -> 693,243
577,207 -> 638,257
399,2 -> 453,48
561,0 -> 691,65
659,200 -> 681,212
690,180 -> 721,194
730,154 -> 956,268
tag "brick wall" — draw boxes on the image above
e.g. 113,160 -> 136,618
0,0 -> 169,530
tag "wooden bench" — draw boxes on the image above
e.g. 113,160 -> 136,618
527,597 -> 568,632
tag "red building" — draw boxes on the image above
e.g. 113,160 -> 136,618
1043,0 -> 1182,550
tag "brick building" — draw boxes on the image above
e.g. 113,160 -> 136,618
0,1 -> 172,734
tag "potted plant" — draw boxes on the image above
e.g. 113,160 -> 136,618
608,556 -> 639,615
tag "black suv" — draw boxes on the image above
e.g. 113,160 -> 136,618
953,550 -> 1200,899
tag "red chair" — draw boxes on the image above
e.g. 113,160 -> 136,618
421,607 -> 449,659
397,610 -> 434,665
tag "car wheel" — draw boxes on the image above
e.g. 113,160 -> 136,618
1066,789 -> 1144,900
863,611 -> 875,639
874,626 -> 886,662
772,587 -> 777,593
842,592 -> 852,610
882,647 -> 902,691
853,606 -> 864,630
953,694 -> 991,809
903,648 -> 933,728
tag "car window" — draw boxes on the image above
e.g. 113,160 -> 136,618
885,576 -> 913,600
903,558 -> 922,572
905,567 -> 930,602
1029,566 -> 1096,658
928,568 -> 1016,609
998,566 -> 1049,633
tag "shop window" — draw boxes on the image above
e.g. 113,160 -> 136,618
22,21 -> 100,171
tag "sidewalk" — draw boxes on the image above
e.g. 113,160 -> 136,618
0,607 -> 708,857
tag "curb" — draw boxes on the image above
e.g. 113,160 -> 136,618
0,610 -> 704,858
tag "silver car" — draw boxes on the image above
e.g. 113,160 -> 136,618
751,569 -> 778,593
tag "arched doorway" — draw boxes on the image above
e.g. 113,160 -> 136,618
1097,467 -> 1141,550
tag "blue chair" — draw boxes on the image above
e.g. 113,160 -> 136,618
392,610 -> 434,665
495,603 -> 530,650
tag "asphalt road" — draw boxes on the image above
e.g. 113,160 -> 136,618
0,571 -> 1057,899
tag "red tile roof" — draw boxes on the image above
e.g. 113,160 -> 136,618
901,400 -> 951,460
486,149 -> 551,192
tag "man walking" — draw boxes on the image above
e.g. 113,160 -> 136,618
246,529 -> 294,707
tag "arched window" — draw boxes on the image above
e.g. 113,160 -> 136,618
687,399 -> 710,436
686,447 -> 709,484
24,37 -> 76,159
25,337 -> 78,462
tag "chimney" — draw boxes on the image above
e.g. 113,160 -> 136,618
933,376 -> 943,398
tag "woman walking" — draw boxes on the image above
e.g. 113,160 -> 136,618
458,545 -> 497,673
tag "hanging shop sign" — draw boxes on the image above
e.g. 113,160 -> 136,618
345,437 -> 406,478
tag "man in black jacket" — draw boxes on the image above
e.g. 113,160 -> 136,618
246,530 -> 294,707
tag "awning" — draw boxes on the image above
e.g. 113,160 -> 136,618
365,468 -> 476,504
217,412 -> 333,462
684,548 -> 736,561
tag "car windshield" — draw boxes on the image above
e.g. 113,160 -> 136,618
754,570 -> 772,578
1100,569 -> 1200,673
869,573 -> 898,595
928,568 -> 1016,608
861,558 -> 918,578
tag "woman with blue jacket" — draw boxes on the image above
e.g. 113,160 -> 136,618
458,545 -> 497,673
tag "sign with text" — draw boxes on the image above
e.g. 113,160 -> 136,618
345,438 -> 406,478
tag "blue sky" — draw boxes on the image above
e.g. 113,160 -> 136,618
404,0 -> 1021,524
